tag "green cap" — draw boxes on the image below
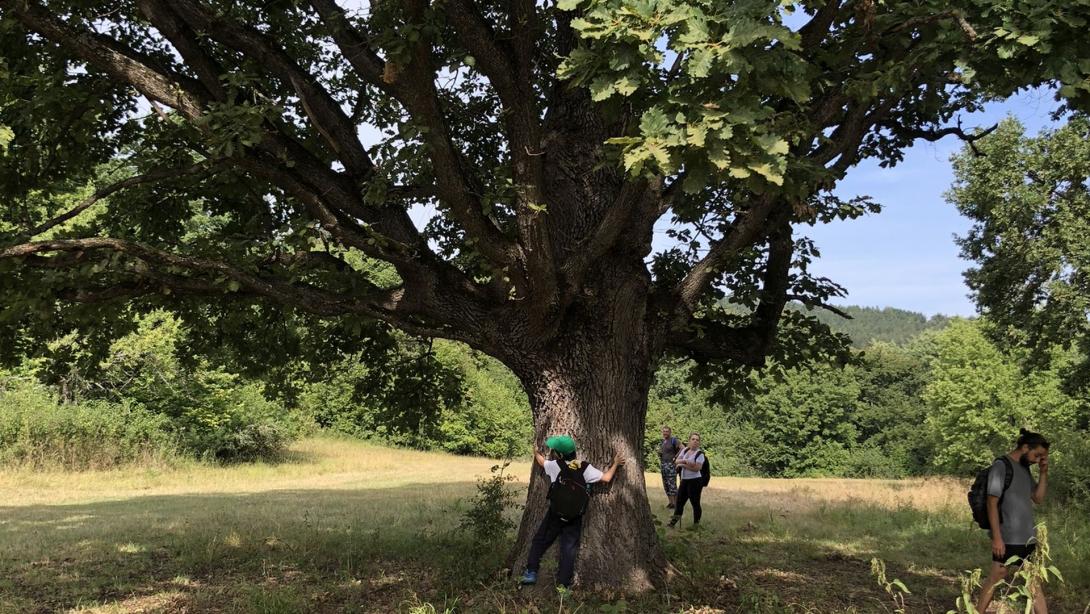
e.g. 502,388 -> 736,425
545,435 -> 576,455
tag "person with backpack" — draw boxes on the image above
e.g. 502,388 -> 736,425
659,426 -> 682,509
972,428 -> 1051,614
668,432 -> 707,528
519,434 -> 625,589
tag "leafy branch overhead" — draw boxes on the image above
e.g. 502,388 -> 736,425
1,0 -> 1089,374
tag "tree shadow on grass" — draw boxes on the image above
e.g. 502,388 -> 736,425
0,484 -> 491,614
0,487 -> 1086,613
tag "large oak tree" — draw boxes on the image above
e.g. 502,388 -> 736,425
2,0 -> 1089,591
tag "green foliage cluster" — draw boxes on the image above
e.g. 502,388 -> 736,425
0,373 -> 174,469
297,339 -> 532,458
2,310 -> 304,467
6,299 -> 1088,503
951,116 -> 1090,391
646,317 -> 1090,496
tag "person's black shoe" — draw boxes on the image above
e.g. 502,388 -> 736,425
667,516 -> 679,528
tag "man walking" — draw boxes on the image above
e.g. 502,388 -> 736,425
976,428 -> 1051,614
659,426 -> 681,509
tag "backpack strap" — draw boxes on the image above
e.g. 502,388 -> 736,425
998,456 -> 1014,494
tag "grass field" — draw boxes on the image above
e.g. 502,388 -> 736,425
1,437 -> 1087,613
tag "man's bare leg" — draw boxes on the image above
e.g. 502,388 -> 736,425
1032,582 -> 1047,614
977,562 -> 1009,613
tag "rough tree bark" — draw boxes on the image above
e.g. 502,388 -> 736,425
499,249 -> 667,590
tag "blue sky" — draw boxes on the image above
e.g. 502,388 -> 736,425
796,89 -> 1061,317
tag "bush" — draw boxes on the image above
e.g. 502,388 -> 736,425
0,374 -> 175,469
94,312 -> 301,462
1050,429 -> 1090,507
169,371 -> 302,462
843,443 -> 909,479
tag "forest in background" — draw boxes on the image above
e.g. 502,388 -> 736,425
3,302 -> 1087,508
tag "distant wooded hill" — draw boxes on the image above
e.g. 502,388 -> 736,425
720,301 -> 953,347
799,305 -> 951,347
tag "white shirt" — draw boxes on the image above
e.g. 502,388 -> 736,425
544,459 -> 604,484
676,448 -> 705,480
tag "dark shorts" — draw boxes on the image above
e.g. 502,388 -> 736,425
993,543 -> 1036,565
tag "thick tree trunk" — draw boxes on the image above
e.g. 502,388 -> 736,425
503,266 -> 666,593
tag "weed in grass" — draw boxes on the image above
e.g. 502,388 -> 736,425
870,557 -> 910,613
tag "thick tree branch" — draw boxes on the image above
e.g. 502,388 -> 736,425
383,0 -> 522,278
666,222 -> 793,365
673,196 -> 780,311
884,10 -> 978,41
16,162 -> 215,240
0,0 -> 206,119
799,0 -> 843,49
0,238 -> 439,325
444,0 -> 555,307
307,0 -> 387,85
786,294 -> 853,319
168,0 -> 375,181
134,0 -> 227,101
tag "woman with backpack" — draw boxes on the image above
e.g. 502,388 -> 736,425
668,432 -> 706,528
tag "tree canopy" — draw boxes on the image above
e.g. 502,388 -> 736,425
950,115 -> 1090,389
1,0 -> 1088,376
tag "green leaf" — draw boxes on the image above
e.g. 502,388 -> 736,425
748,162 -> 784,185
639,107 -> 671,136
557,0 -> 580,9
590,76 -> 616,101
614,75 -> 640,96
686,124 -> 708,147
1016,34 -> 1040,47
645,140 -> 672,169
767,138 -> 790,156
0,125 -> 13,155
709,147 -> 730,170
227,280 -> 242,292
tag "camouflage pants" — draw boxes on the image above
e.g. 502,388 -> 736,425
660,461 -> 678,496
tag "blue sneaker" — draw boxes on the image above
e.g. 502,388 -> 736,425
519,569 -> 538,585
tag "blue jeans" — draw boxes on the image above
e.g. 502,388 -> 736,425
525,511 -> 583,587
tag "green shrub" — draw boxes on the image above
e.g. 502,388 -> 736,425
169,371 -> 302,462
95,312 -> 301,462
1050,429 -> 1090,507
0,374 -> 175,469
843,443 -> 909,479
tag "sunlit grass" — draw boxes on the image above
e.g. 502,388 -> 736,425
0,436 -> 1086,613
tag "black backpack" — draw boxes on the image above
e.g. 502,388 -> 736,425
968,456 -> 1013,530
699,451 -> 711,487
548,461 -> 591,521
